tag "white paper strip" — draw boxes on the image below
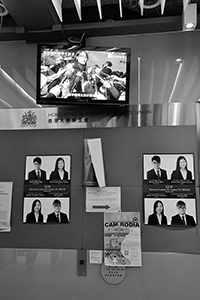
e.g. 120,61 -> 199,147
119,0 -> 123,18
183,0 -> 189,12
139,0 -> 144,16
160,0 -> 166,15
96,0 -> 102,19
73,0 -> 82,20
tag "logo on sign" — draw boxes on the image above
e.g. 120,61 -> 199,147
21,111 -> 37,127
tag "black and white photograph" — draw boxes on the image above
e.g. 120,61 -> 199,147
25,155 -> 71,183
143,154 -> 195,184
23,155 -> 71,224
23,197 -> 70,224
143,153 -> 197,227
144,198 -> 197,227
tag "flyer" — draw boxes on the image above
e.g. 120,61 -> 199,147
0,182 -> 13,232
89,250 -> 103,264
104,212 -> 142,267
86,186 -> 121,212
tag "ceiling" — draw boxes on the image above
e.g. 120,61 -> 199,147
0,0 -> 200,42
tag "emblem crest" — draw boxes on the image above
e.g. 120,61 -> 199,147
21,111 -> 37,127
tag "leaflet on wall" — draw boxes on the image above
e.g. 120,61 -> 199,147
0,182 -> 13,232
104,212 -> 142,267
89,250 -> 103,264
143,154 -> 197,226
86,187 -> 121,212
23,155 -> 71,224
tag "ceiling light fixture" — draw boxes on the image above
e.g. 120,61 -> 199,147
182,3 -> 197,31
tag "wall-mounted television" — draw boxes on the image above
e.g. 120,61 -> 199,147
36,44 -> 131,106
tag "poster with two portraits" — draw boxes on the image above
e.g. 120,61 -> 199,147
23,155 -> 71,224
143,154 -> 197,227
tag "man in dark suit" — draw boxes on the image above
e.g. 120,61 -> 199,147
47,199 -> 69,223
28,157 -> 47,181
171,200 -> 196,226
147,155 -> 167,181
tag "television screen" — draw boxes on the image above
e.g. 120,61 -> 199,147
36,44 -> 131,106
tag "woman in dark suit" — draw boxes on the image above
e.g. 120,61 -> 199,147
26,199 -> 43,223
148,200 -> 167,225
170,156 -> 192,181
49,157 -> 69,181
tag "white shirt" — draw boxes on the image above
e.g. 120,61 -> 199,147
180,214 -> 187,225
157,214 -> 162,225
55,212 -> 60,222
58,170 -> 64,180
34,212 -> 39,223
180,169 -> 187,180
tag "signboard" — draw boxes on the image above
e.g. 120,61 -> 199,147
100,262 -> 126,285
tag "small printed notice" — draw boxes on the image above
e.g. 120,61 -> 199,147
89,250 -> 103,264
86,187 -> 121,212
0,182 -> 13,232
104,212 -> 142,267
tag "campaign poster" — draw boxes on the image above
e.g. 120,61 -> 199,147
104,212 -> 142,267
143,153 -> 197,226
23,155 -> 71,224
0,182 -> 13,232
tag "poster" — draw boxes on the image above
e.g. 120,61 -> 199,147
104,212 -> 142,267
23,155 -> 71,224
0,182 -> 13,232
143,154 -> 197,226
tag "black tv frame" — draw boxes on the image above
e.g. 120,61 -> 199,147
36,44 -> 131,107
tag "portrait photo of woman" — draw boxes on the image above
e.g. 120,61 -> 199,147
170,156 -> 192,181
25,199 -> 44,223
49,157 -> 69,181
148,200 -> 167,226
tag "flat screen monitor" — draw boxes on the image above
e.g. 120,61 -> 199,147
36,44 -> 131,106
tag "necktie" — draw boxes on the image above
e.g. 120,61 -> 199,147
182,216 -> 186,225
37,171 -> 40,179
157,170 -> 160,178
56,214 -> 60,223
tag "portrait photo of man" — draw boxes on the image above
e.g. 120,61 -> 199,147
147,155 -> 168,181
171,200 -> 196,226
28,157 -> 47,181
46,199 -> 69,224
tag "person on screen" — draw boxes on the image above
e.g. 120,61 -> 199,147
40,73 -> 61,98
148,200 -> 167,225
25,199 -> 44,223
49,157 -> 69,181
46,199 -> 69,223
28,157 -> 47,181
170,156 -> 192,181
41,50 -> 95,98
171,200 -> 196,226
94,61 -> 126,102
146,155 -> 167,181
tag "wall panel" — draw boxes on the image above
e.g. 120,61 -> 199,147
0,125 -> 199,253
